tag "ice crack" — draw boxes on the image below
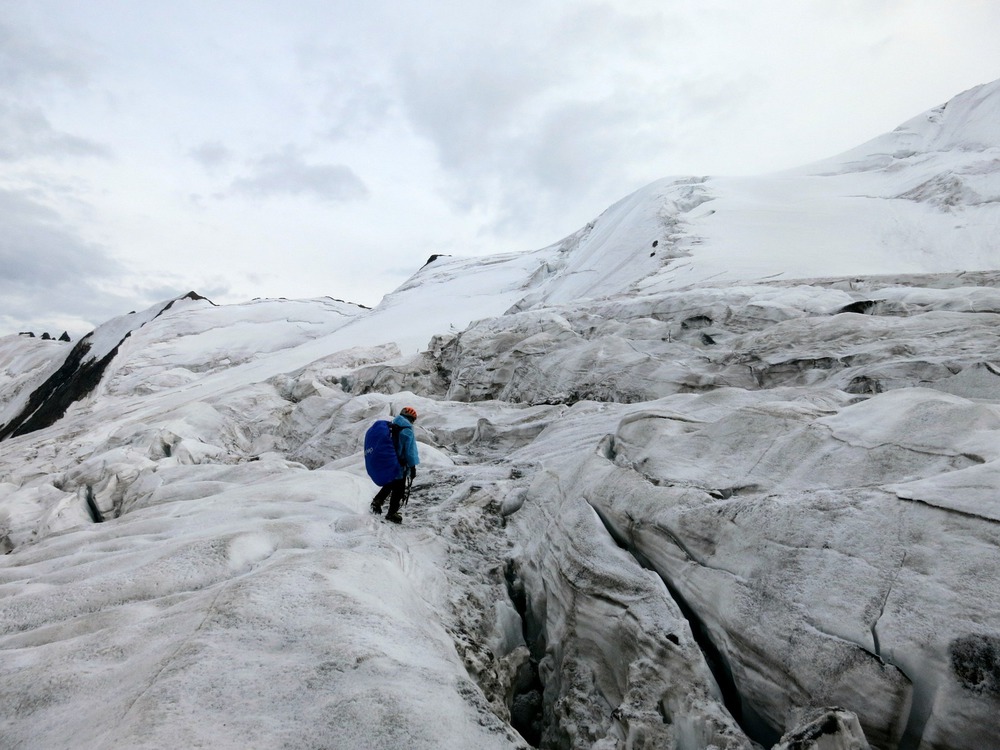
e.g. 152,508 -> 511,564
871,550 -> 908,658
586,500 -> 777,746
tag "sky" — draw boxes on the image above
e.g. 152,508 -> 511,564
1,1 -> 999,337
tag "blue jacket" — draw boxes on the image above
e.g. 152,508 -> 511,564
393,414 -> 420,477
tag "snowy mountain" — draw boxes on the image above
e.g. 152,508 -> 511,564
2,81 -> 1000,750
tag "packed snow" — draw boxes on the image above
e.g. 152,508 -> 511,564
3,80 -> 1000,750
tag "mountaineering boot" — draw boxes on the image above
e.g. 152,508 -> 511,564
370,499 -> 382,515
386,512 -> 403,524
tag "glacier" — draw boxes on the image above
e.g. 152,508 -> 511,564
2,80 -> 1000,749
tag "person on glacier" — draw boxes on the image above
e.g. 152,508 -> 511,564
368,406 -> 420,524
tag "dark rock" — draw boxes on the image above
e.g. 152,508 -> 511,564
846,376 -> 883,395
160,291 -> 215,309
0,336 -> 102,440
681,315 -> 713,329
950,634 -> 1000,695
838,300 -> 881,315
324,296 -> 371,310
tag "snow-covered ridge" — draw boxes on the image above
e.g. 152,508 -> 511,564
825,78 -> 1000,164
0,294 -> 208,441
2,80 -> 1000,749
0,294 -> 366,442
382,82 -> 1000,316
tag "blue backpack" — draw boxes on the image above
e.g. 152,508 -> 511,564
364,420 -> 403,486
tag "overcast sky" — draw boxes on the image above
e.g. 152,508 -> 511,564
2,1 -> 999,336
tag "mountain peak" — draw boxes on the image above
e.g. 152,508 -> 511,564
896,78 -> 1000,153
806,78 -> 1000,176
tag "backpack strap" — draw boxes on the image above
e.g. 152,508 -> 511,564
389,422 -> 409,465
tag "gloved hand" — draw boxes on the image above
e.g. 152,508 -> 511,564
409,466 -> 417,480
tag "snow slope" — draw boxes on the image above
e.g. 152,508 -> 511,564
408,81 -> 1000,308
2,80 -> 1000,750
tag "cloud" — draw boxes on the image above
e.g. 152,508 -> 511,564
230,148 -> 369,202
323,82 -> 392,142
0,18 -> 109,163
0,20 -> 88,91
0,187 -> 138,334
188,140 -> 234,170
293,42 -> 394,142
0,102 -> 111,162
385,2 -> 742,237
0,188 -> 121,287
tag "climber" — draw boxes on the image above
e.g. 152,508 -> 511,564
367,406 -> 420,524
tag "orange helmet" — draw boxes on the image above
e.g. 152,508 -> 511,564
400,406 -> 418,422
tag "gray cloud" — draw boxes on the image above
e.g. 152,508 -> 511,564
188,140 -> 235,170
231,148 -> 368,202
0,20 -> 88,91
386,3 -> 741,237
0,102 -> 110,162
394,44 -> 554,175
294,42 -> 393,142
0,187 -> 134,334
323,83 -> 392,142
0,18 -> 109,163
0,188 -> 121,287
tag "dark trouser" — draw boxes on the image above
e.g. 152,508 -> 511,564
372,478 -> 406,516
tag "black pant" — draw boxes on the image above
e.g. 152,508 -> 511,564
372,478 -> 406,516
